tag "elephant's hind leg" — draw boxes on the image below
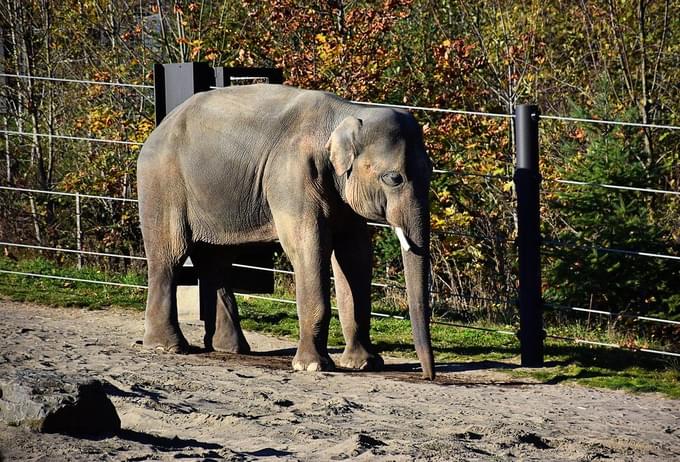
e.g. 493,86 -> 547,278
213,287 -> 250,353
193,249 -> 250,353
139,180 -> 190,352
143,258 -> 190,353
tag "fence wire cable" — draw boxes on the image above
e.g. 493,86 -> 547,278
0,185 -> 497,240
543,239 -> 680,262
0,269 -> 148,289
0,241 -> 415,295
545,178 -> 680,196
3,252 -> 679,358
541,114 -> 680,131
0,239 -> 519,304
237,293 -> 407,320
0,185 -> 138,203
4,71 -> 680,130
546,333 -> 680,358
351,100 -> 515,119
0,129 -> 144,146
429,319 -> 516,336
0,268 -> 516,328
0,264 -> 515,333
0,241 -> 146,261
433,168 -> 512,180
232,263 -> 294,275
0,268 -> 408,320
544,302 -> 680,326
0,72 -> 154,89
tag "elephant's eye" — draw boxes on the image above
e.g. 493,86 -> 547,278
381,171 -> 403,187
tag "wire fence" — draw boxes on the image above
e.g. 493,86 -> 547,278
2,182 -> 678,359
0,129 -> 145,147
544,302 -> 680,326
544,239 -> 680,262
540,113 -> 680,132
0,72 -> 154,89
1,71 -> 679,361
544,177 -> 680,197
3,235 -> 677,327
2,71 -> 679,130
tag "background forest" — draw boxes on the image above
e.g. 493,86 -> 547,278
0,0 -> 678,346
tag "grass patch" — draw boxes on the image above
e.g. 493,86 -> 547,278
0,256 -> 678,398
238,296 -> 680,398
238,297 -> 519,363
513,341 -> 680,398
0,256 -> 146,309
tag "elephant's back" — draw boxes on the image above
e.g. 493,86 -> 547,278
188,84 -> 350,131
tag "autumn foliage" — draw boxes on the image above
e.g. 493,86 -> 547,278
0,1 -> 679,338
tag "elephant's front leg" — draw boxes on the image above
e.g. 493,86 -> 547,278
332,227 -> 384,371
279,222 -> 335,372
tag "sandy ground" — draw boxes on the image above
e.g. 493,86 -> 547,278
0,300 -> 678,461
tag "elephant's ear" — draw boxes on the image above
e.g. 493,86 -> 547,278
325,116 -> 363,176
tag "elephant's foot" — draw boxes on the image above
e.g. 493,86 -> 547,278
292,348 -> 335,372
210,332 -> 251,354
340,345 -> 384,371
143,328 -> 190,354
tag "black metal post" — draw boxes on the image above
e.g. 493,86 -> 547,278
514,104 -> 544,367
153,62 -> 214,125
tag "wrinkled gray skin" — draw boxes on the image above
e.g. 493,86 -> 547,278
137,84 -> 435,379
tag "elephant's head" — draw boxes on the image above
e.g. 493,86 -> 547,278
326,109 -> 435,380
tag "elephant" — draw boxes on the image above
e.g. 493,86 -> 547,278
137,84 -> 435,379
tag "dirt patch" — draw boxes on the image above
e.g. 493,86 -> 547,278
0,300 -> 678,461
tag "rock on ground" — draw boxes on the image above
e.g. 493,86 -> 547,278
0,370 -> 120,435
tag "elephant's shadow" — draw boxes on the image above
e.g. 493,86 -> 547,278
249,347 -> 299,357
178,342 -> 524,383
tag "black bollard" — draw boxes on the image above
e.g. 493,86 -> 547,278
514,104 -> 544,367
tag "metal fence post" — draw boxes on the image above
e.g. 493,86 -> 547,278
514,104 -> 544,367
75,192 -> 82,269
153,62 -> 214,125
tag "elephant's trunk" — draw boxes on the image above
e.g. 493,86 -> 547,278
398,209 -> 435,380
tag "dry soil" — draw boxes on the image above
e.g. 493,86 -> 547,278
0,300 -> 678,461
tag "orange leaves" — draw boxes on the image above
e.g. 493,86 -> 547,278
572,127 -> 587,142
85,107 -> 123,134
236,0 -> 413,99
92,71 -> 111,82
203,50 -> 219,61
433,38 -> 482,86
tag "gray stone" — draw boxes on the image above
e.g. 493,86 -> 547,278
0,369 -> 120,435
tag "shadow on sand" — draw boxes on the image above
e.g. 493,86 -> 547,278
116,429 -> 222,451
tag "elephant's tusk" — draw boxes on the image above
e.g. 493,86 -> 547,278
394,227 -> 411,252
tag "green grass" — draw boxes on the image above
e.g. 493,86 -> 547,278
514,343 -> 680,398
0,256 -> 678,398
238,297 -> 520,363
0,256 -> 146,309
238,297 -> 680,398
